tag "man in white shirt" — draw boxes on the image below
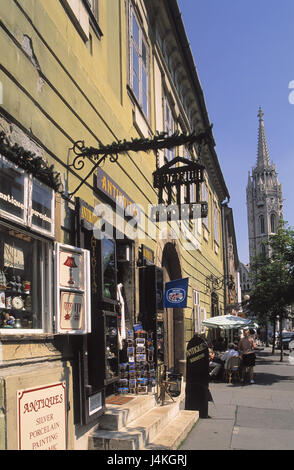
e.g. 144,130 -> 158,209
221,343 -> 239,368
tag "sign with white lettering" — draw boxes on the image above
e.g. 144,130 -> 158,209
17,382 -> 66,450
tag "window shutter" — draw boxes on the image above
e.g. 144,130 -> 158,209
55,243 -> 91,334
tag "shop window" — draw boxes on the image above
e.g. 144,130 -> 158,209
129,3 -> 150,118
101,238 -> 117,301
0,224 -> 51,332
0,156 -> 55,238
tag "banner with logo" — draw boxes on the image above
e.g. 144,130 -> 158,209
164,277 -> 189,309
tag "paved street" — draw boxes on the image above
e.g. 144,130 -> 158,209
179,347 -> 294,450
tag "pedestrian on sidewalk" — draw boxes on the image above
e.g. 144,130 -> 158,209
238,327 -> 258,384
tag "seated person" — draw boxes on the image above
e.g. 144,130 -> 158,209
221,343 -> 240,368
209,348 -> 224,379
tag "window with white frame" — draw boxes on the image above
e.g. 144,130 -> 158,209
86,0 -> 98,21
0,154 -> 91,335
202,183 -> 209,229
193,290 -> 201,333
0,156 -> 55,237
129,4 -> 149,117
163,96 -> 175,162
0,156 -> 55,332
213,202 -> 219,244
0,223 -> 51,332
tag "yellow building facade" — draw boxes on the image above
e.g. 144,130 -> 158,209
0,0 -> 230,449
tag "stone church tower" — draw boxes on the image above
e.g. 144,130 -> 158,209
246,107 -> 283,261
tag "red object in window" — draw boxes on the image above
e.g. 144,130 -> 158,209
63,256 -> 78,285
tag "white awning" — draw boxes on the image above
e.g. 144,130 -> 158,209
202,314 -> 253,330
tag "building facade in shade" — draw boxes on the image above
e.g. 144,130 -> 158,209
0,0 -> 231,449
239,262 -> 251,298
246,107 -> 283,261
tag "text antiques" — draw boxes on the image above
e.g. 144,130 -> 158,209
55,243 -> 91,334
17,382 -> 66,450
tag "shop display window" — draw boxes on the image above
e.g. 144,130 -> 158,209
0,157 -> 26,224
105,313 -> 119,382
0,224 -> 50,332
0,156 -> 55,238
101,238 -> 117,301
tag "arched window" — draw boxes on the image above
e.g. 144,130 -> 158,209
271,214 -> 276,233
259,215 -> 265,234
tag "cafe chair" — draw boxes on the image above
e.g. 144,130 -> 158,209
224,356 -> 240,384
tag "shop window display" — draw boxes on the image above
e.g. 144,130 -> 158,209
101,238 -> 116,300
0,225 -> 48,330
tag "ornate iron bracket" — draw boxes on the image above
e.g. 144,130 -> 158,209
205,274 -> 235,293
68,128 -> 212,197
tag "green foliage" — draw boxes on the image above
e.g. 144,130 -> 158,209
0,131 -> 62,192
247,220 -> 294,325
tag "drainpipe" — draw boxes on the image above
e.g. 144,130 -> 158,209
221,199 -> 230,314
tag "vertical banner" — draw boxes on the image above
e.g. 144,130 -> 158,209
164,277 -> 189,309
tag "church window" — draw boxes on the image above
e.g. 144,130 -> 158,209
259,215 -> 265,234
270,214 -> 276,233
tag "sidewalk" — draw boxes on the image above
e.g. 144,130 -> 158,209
179,347 -> 294,450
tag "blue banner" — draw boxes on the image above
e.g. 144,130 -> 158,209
164,278 -> 189,308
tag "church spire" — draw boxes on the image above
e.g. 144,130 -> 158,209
256,107 -> 270,169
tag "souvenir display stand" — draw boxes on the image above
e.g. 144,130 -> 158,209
117,323 -> 156,395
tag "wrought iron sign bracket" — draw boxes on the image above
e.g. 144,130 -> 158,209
205,274 -> 235,293
67,129 -> 212,197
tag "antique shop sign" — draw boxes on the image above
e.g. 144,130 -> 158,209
95,167 -> 141,221
17,382 -> 66,450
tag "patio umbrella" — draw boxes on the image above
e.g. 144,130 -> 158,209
202,314 -> 253,330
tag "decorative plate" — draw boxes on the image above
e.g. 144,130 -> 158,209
12,296 -> 24,310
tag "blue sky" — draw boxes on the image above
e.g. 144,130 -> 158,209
177,0 -> 294,263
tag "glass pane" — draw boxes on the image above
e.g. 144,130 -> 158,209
142,41 -> 147,67
142,91 -> 148,116
132,46 -> 139,78
0,225 -> 43,330
132,13 -> 139,46
133,73 -> 140,101
31,179 -> 53,233
102,238 -> 116,300
105,314 -> 118,379
0,156 -> 25,221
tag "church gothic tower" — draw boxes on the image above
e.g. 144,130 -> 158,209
246,108 -> 283,261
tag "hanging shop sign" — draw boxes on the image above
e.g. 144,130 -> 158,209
94,168 -> 142,221
17,382 -> 67,450
164,277 -> 189,309
55,242 -> 91,334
